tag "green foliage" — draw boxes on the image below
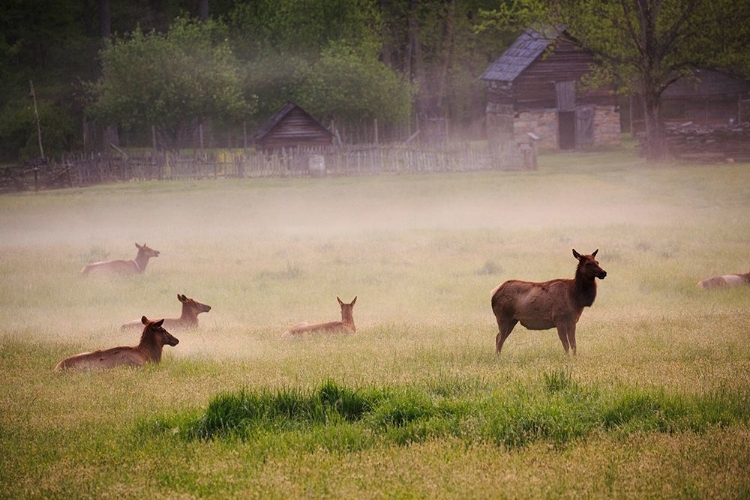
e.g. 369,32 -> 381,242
188,380 -> 383,440
0,100 -> 78,162
224,0 -> 380,60
299,43 -> 417,125
89,18 -> 251,149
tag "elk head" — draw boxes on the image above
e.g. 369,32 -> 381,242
178,294 -> 212,314
141,316 -> 179,346
136,243 -> 160,258
573,249 -> 607,280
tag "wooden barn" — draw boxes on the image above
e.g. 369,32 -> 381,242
630,69 -> 749,130
254,102 -> 334,151
480,28 -> 620,151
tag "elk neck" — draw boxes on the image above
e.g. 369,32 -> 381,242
138,328 -> 163,362
179,303 -> 199,325
573,266 -> 598,308
134,250 -> 150,273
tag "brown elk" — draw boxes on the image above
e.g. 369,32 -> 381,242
284,296 -> 357,336
80,243 -> 160,276
491,249 -> 607,355
54,317 -> 179,371
121,294 -> 212,330
697,272 -> 750,289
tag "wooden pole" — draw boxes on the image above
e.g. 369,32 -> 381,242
29,80 -> 45,159
199,122 -> 205,158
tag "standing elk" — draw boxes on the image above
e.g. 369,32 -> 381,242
697,272 -> 750,289
55,317 -> 179,371
284,296 -> 357,336
491,249 -> 607,355
81,243 -> 160,276
121,294 -> 212,330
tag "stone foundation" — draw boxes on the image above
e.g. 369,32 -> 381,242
488,105 -> 621,151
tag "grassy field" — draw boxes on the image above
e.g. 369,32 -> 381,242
1,146 -> 749,498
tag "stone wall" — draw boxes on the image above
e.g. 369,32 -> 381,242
513,110 -> 559,149
593,105 -> 621,146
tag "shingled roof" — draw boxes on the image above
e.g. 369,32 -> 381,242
480,28 -> 557,83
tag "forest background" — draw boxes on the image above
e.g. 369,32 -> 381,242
2,0 -> 749,162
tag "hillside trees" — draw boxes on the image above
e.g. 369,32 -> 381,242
89,19 -> 251,150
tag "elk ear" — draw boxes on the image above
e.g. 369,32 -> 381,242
136,243 -> 143,249
592,249 -> 599,257
154,319 -> 165,328
351,296 -> 357,306
337,296 -> 343,306
572,249 -> 581,260
141,316 -> 149,325
178,294 -> 186,302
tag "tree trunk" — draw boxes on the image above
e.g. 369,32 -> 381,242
435,0 -> 456,114
99,0 -> 111,38
642,89 -> 667,160
408,1 -> 428,118
199,0 -> 209,22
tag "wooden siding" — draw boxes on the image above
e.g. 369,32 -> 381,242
516,38 -> 614,109
258,108 -> 333,150
489,37 -> 615,111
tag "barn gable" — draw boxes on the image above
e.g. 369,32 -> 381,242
254,102 -> 334,151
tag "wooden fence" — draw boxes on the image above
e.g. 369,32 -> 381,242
1,143 -> 535,193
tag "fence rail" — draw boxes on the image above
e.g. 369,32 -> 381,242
1,143 -> 535,193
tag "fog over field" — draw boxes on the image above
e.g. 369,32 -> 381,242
1,155 -> 749,498
0,171 -> 687,246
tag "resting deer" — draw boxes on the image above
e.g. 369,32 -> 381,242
491,249 -> 607,355
55,317 -> 179,371
697,272 -> 750,289
121,294 -> 212,330
81,243 -> 160,276
284,296 -> 357,336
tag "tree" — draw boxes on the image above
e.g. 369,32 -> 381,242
298,43 -> 417,127
481,0 -> 750,160
89,18 -> 251,150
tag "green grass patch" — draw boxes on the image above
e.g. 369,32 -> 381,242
143,374 -> 750,452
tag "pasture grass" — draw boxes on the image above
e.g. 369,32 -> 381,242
1,147 -> 750,498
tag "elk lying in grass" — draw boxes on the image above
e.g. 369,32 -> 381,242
81,243 -> 160,276
55,317 -> 179,371
697,272 -> 750,289
121,294 -> 212,330
491,249 -> 607,355
284,296 -> 357,336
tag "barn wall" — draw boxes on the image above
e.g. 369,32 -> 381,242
511,38 -> 615,111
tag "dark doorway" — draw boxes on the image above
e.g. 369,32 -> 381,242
558,111 -> 576,150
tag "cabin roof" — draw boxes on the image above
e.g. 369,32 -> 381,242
253,102 -> 332,142
480,28 -> 558,82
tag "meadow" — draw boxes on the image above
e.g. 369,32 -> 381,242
1,146 -> 749,498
